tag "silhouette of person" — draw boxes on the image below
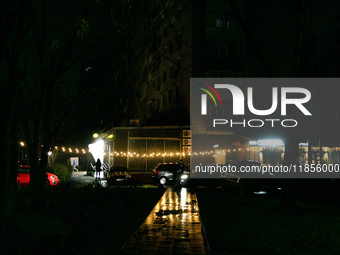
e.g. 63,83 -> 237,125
95,159 -> 102,179
179,158 -> 184,168
176,159 -> 185,186
87,162 -> 94,176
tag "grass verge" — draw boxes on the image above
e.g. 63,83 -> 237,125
197,189 -> 340,255
1,186 -> 163,254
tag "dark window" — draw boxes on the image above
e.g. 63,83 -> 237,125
153,55 -> 161,70
169,41 -> 173,53
220,42 -> 228,57
206,42 -> 218,56
157,99 -> 160,109
163,94 -> 167,107
163,70 -> 167,82
176,36 -> 182,50
235,42 -> 245,58
169,65 -> 174,78
177,58 -> 181,69
148,98 -> 156,114
142,86 -> 147,99
169,89 -> 174,103
175,86 -> 180,102
157,75 -> 161,90
150,79 -> 156,93
206,42 -> 228,57
142,65 -> 148,79
173,59 -> 181,77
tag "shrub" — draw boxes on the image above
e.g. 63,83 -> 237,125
50,164 -> 73,183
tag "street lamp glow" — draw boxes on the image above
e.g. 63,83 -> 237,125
93,133 -> 99,138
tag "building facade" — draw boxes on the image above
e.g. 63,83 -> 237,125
109,0 -> 249,171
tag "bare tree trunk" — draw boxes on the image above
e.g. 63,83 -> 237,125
1,77 -> 20,229
227,0 -> 273,77
292,0 -> 305,77
280,131 -> 299,209
278,0 -> 306,209
1,0 -> 32,224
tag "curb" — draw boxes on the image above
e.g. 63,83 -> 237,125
200,217 -> 211,255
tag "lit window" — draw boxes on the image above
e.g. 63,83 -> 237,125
216,19 -> 229,28
216,19 -> 222,27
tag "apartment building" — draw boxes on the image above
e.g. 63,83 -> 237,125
112,0 -> 249,171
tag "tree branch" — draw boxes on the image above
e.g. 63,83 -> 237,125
48,35 -> 129,143
227,0 -> 273,77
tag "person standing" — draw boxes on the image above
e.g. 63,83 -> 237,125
95,158 -> 102,179
87,162 -> 94,176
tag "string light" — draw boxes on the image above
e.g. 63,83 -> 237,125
30,144 -> 254,157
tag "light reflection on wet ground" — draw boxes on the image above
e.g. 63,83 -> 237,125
121,188 -> 208,254
69,171 -> 109,187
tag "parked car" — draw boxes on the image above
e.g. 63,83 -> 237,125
221,160 -> 280,194
151,163 -> 190,186
17,165 -> 59,186
107,166 -> 131,186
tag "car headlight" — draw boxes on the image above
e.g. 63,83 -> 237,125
181,174 -> 188,180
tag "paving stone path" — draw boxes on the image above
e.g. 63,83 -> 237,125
120,187 -> 209,255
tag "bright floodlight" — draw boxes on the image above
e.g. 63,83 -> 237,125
249,140 -> 258,146
257,139 -> 284,147
93,133 -> 99,138
88,140 -> 104,164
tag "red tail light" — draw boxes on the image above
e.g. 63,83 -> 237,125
155,169 -> 160,175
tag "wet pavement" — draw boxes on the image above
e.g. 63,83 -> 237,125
69,171 -> 154,187
69,171 -> 107,186
120,187 -> 210,255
